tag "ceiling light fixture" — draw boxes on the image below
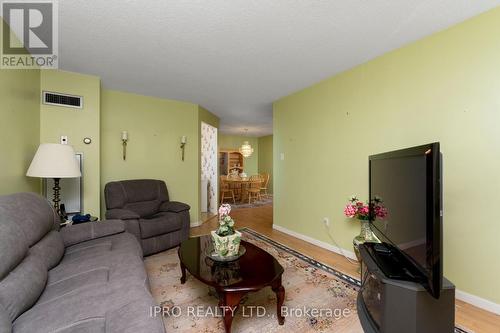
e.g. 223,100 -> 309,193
239,129 -> 254,158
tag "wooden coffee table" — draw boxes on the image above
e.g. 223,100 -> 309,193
178,235 -> 285,332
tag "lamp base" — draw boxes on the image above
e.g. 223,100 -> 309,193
52,178 -> 64,222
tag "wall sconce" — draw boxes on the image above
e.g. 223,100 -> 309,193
180,136 -> 187,161
122,131 -> 128,160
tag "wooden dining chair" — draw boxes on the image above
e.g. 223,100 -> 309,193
247,175 -> 263,204
220,176 -> 236,204
249,175 -> 262,181
259,173 -> 270,198
230,179 -> 242,202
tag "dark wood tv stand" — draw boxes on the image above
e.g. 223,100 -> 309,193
357,244 -> 455,333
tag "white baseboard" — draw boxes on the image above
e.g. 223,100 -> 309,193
273,224 -> 500,316
456,289 -> 500,315
272,224 -> 358,261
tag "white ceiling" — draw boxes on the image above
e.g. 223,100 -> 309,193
59,0 -> 500,136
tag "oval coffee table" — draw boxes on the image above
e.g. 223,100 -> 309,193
178,235 -> 285,332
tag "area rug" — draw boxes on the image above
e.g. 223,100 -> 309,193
145,228 -> 470,333
230,195 -> 273,209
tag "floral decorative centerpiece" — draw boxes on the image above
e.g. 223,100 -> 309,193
211,204 -> 242,257
344,195 -> 387,221
344,195 -> 387,261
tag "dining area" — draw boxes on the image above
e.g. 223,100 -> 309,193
220,173 -> 270,205
218,142 -> 273,208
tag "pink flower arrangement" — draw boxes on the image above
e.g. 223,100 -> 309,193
218,204 -> 231,218
216,204 -> 235,236
344,195 -> 387,221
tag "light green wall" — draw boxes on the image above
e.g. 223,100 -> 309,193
36,74 -> 216,223
0,69 -> 41,194
40,70 -> 101,216
219,134 -> 259,176
100,89 -> 200,222
274,7 -> 500,304
258,135 -> 273,193
0,20 -> 41,195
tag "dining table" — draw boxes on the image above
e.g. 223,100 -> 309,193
223,177 -> 261,203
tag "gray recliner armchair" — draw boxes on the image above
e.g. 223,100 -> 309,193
104,179 -> 190,256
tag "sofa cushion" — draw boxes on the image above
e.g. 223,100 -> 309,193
0,216 -> 28,280
105,179 -> 169,210
0,304 -> 11,333
125,200 -> 162,218
0,193 -> 55,323
139,212 -> 182,239
60,220 -> 125,248
29,230 -> 64,271
41,233 -> 146,302
0,193 -> 58,247
106,208 -> 140,220
12,284 -> 164,333
0,254 -> 47,322
159,201 -> 190,213
40,251 -> 148,304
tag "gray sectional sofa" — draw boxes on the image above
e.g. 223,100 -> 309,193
104,179 -> 190,256
0,192 -> 165,333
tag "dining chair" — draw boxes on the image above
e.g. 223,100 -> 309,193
259,173 -> 270,198
220,176 -> 236,204
247,175 -> 263,204
230,179 -> 242,202
249,174 -> 262,181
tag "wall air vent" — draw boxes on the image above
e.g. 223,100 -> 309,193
42,91 -> 83,109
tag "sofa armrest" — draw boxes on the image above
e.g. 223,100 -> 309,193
60,220 -> 125,247
159,201 -> 190,213
106,208 -> 140,220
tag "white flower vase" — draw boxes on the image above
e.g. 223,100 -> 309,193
211,230 -> 242,257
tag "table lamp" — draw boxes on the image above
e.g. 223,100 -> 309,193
26,143 -> 81,220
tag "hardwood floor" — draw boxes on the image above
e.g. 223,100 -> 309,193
200,211 -> 217,224
191,205 -> 500,333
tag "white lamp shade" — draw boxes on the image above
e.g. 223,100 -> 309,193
26,143 -> 81,178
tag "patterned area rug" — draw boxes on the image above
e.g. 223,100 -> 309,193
145,228 -> 470,333
229,196 -> 273,209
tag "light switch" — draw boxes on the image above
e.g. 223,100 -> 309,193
280,153 -> 285,161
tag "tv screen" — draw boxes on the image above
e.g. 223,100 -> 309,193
369,143 -> 442,298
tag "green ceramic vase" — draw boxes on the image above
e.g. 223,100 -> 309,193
211,230 -> 242,257
352,219 -> 380,262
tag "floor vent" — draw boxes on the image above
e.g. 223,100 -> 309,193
43,91 -> 83,109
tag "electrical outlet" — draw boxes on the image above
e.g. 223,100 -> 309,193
323,217 -> 330,227
60,136 -> 68,144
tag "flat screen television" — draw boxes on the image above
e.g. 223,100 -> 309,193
369,142 -> 442,299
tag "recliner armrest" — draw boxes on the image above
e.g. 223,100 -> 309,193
159,201 -> 190,213
106,208 -> 140,220
60,220 -> 125,247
